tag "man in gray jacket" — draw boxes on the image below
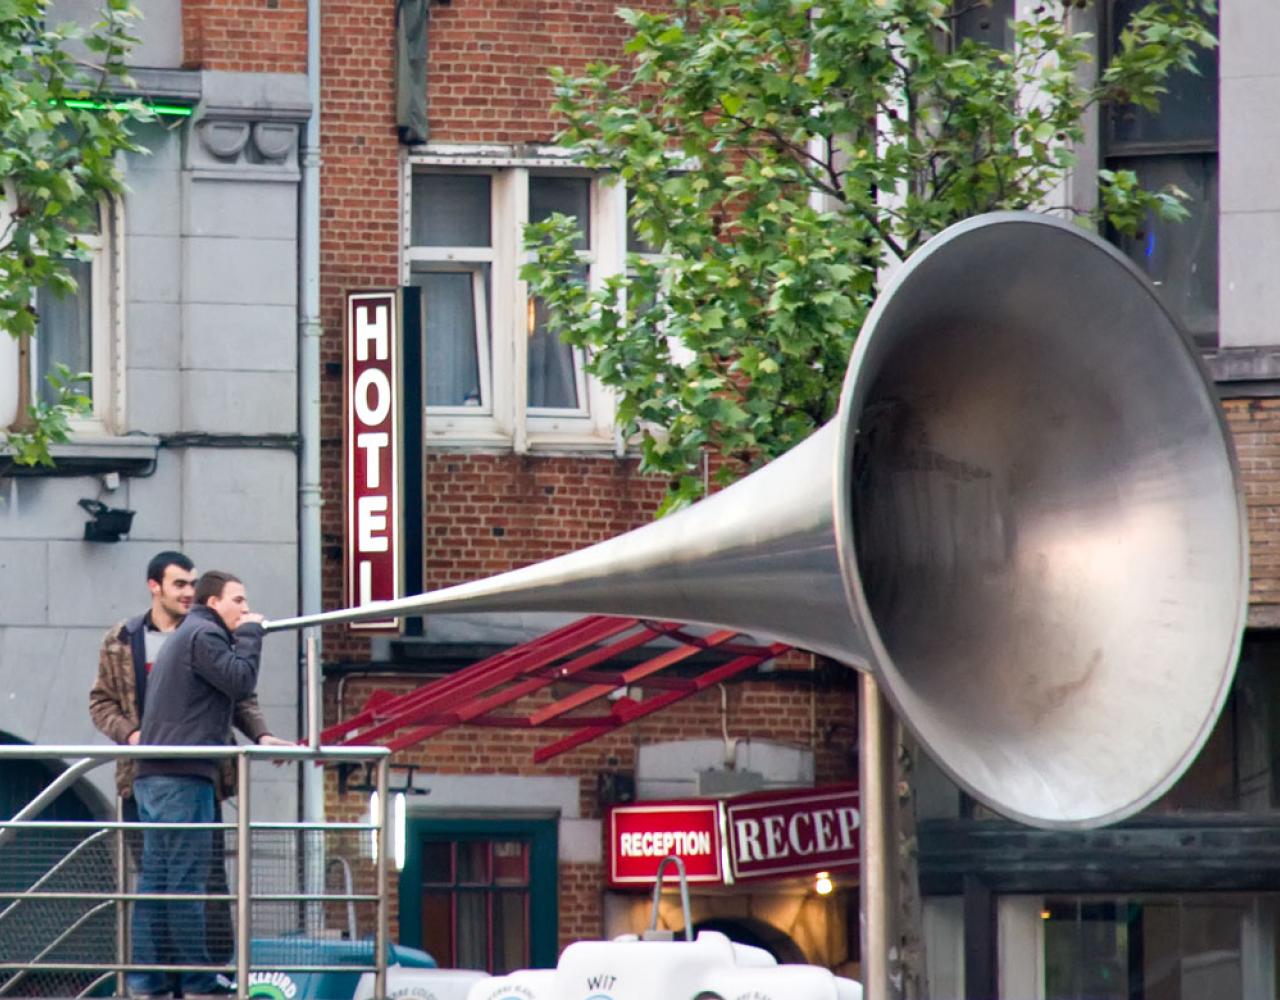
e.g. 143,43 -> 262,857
129,570 -> 270,999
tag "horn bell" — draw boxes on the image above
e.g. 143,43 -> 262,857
269,212 -> 1246,831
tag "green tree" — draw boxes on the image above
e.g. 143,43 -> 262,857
1,0 -> 148,466
524,0 -> 1216,513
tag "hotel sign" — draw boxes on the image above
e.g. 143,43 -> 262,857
345,290 -> 403,632
606,785 -> 859,888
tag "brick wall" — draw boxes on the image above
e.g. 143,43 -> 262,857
316,0 -> 404,663
182,0 -> 308,72
1224,398 -> 1280,611
314,0 -> 679,660
426,0 -> 663,143
325,674 -> 855,818
323,452 -> 670,661
558,862 -> 605,953
323,669 -> 858,945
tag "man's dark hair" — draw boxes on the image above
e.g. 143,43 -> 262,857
195,571 -> 241,606
147,550 -> 194,585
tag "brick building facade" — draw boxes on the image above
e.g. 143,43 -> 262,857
302,0 -> 863,976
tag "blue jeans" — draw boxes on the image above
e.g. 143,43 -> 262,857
130,775 -> 219,995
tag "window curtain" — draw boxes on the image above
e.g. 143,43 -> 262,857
416,270 -> 483,407
527,296 -> 578,409
35,259 -> 93,406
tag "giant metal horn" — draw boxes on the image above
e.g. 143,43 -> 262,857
269,213 -> 1247,830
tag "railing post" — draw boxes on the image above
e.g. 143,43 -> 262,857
236,750 -> 251,1000
303,631 -> 325,935
375,756 -> 390,1000
306,631 -> 322,750
860,673 -> 897,1000
115,796 -> 128,997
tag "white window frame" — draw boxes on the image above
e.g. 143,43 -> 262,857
25,196 -> 124,436
404,149 -> 623,453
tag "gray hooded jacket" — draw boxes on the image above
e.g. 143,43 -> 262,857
136,604 -> 264,783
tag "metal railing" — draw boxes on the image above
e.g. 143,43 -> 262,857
0,744 -> 391,999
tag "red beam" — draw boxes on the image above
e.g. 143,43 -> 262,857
388,713 -> 621,730
321,615 -> 636,745
372,622 -> 684,752
531,643 -> 788,763
526,630 -> 740,727
319,613 -> 792,762
563,671 -> 697,692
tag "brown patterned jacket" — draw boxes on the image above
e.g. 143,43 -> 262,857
89,612 -> 272,800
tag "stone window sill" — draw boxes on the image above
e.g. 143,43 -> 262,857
0,434 -> 160,478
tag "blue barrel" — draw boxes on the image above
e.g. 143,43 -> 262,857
245,937 -> 436,1000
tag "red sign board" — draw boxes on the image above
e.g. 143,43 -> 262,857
726,785 -> 860,882
606,785 -> 859,888
607,802 -> 723,886
345,290 -> 403,632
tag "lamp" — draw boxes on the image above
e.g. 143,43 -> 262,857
78,498 -> 135,543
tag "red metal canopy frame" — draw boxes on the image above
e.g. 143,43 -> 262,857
320,616 -> 790,762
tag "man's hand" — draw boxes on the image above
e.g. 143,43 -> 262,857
257,733 -> 294,766
126,730 -> 140,746
239,612 -> 266,626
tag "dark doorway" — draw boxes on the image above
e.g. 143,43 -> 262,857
690,916 -> 808,964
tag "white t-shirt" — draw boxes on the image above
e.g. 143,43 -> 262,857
143,628 -> 171,676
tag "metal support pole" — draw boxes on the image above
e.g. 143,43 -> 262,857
860,673 -> 896,1000
306,631 -> 322,750
115,796 -> 128,997
375,757 -> 390,1000
303,630 -> 325,934
236,752 -> 251,1000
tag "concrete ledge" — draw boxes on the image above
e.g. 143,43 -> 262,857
1206,345 -> 1280,385
129,66 -> 202,105
199,70 -> 311,123
1246,603 -> 1280,629
0,435 -> 160,478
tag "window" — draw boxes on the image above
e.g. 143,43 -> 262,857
1104,1 -> 1219,346
398,817 -> 558,973
4,197 -> 122,436
527,175 -> 590,412
1042,894 -> 1280,1000
952,0 -> 1015,51
406,157 -> 625,450
418,837 -> 531,973
1145,633 -> 1280,815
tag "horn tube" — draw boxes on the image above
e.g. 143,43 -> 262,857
269,213 -> 1246,830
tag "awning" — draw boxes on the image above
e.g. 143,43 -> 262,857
320,616 -> 789,761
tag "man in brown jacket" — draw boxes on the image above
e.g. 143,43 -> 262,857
89,550 -> 289,980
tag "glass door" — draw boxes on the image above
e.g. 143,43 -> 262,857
419,837 -> 532,973
399,816 -> 558,973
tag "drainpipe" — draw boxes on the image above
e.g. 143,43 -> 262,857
299,0 -> 325,834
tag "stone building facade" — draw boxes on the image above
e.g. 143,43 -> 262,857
0,0 -> 307,820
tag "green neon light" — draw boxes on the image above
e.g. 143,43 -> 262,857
61,98 -> 193,117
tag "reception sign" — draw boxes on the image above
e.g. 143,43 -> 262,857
608,802 -> 723,886
606,784 -> 859,888
726,785 -> 860,882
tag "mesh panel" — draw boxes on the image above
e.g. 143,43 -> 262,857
0,755 -> 387,997
0,827 -> 119,997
